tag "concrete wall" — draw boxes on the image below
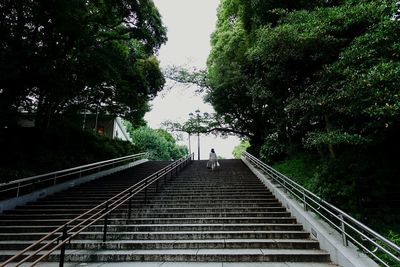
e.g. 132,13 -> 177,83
242,156 -> 378,267
0,159 -> 148,214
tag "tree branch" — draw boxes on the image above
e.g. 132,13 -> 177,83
204,127 -> 253,137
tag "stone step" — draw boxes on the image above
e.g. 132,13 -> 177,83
148,196 -> 278,201
0,249 -> 330,262
133,208 -> 287,214
49,193 -> 274,198
0,262 -> 337,267
71,186 -> 269,191
46,193 -> 147,197
162,193 -> 274,197
164,184 -> 266,188
0,211 -> 292,220
0,217 -> 298,226
5,207 -> 287,215
68,187 -> 148,190
0,223 -> 303,233
42,195 -> 277,201
131,212 -> 292,218
148,200 -> 280,206
20,202 -> 283,209
42,196 -> 138,201
158,192 -> 274,197
156,188 -> 271,191
161,184 -> 267,187
0,231 -> 310,241
0,239 -> 320,250
31,199 -> 280,205
155,195 -> 274,199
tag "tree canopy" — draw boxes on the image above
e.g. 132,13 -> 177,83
206,0 -> 400,237
127,126 -> 188,160
0,0 -> 167,129
207,0 -> 399,156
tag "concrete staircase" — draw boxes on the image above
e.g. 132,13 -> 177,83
0,159 -> 336,265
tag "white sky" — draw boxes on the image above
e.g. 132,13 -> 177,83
145,0 -> 241,159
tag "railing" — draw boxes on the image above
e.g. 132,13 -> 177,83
0,153 -> 147,200
241,151 -> 400,267
0,153 -> 194,267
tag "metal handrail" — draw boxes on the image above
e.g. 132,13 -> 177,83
0,153 -> 194,267
241,151 -> 400,267
0,153 -> 147,199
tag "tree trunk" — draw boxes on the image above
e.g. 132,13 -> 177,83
249,133 -> 264,157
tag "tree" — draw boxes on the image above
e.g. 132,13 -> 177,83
207,0 -> 398,156
0,0 -> 167,129
232,139 -> 250,159
128,126 -> 188,160
206,0 -> 400,238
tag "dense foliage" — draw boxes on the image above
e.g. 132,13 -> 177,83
0,0 -> 166,129
207,0 -> 400,238
232,139 -> 250,159
128,126 -> 188,160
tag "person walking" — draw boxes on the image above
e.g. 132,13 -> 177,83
208,148 -> 219,170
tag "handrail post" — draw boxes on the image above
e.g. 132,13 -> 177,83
155,173 -> 159,193
103,202 -> 109,242
303,189 -> 308,211
144,181 -> 148,204
283,180 -> 287,193
54,174 -> 58,185
16,182 -> 20,197
339,214 -> 348,246
128,191 -> 132,219
59,224 -> 68,267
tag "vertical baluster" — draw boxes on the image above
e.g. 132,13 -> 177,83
103,202 -> 109,242
59,224 -> 68,267
303,189 -> 308,211
144,181 -> 148,204
128,191 -> 132,219
339,214 -> 348,246
16,182 -> 20,197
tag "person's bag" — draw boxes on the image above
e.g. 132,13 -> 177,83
216,161 -> 220,167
